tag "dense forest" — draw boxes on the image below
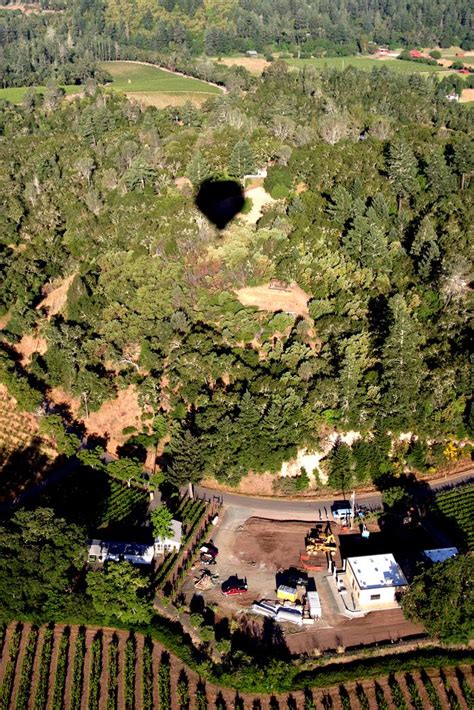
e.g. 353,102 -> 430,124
0,62 -> 472,488
1,0 -> 473,88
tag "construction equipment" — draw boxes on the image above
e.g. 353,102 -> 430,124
277,585 -> 298,603
305,525 -> 337,556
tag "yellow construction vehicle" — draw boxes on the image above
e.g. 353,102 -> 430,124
305,525 -> 337,556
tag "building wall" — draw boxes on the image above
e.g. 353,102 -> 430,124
345,561 -> 398,611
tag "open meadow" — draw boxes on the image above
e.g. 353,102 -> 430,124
0,84 -> 81,103
99,60 -> 222,106
285,55 -> 446,74
215,53 -> 450,76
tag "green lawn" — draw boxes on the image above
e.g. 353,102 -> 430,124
0,85 -> 82,103
285,56 -> 445,74
100,61 -> 221,94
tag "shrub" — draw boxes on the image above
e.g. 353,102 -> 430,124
177,669 -> 190,710
388,674 -> 407,709
87,633 -> 103,710
142,638 -> 154,710
52,630 -> 70,710
16,626 -> 38,710
70,629 -> 86,710
240,196 -> 253,214
33,626 -> 54,710
429,50 -> 442,59
124,634 -> 136,710
270,183 -> 290,199
106,635 -> 119,710
158,653 -> 171,710
0,625 -> 22,708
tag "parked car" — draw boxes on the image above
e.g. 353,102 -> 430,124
221,579 -> 248,595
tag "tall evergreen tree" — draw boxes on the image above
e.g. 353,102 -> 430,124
185,150 -> 210,188
387,141 -> 419,213
382,294 -> 425,427
166,427 -> 204,486
327,440 -> 353,493
229,140 -> 255,179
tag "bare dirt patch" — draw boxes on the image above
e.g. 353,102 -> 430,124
49,384 -> 144,454
241,185 -> 275,225
126,91 -> 215,108
217,57 -> 270,74
78,386 -> 144,454
16,332 -> 48,365
201,471 -> 276,496
236,282 -> 311,318
460,88 -> 474,103
37,274 -> 75,318
235,517 -> 309,570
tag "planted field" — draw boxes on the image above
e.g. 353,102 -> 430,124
0,85 -> 81,103
100,61 -> 221,106
0,622 -> 473,708
285,56 -> 445,74
432,482 -> 474,550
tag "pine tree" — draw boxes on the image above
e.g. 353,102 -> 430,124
387,141 -> 419,213
327,440 -> 353,493
424,146 -> 455,195
228,140 -> 255,179
185,151 -> 210,188
452,137 -> 474,190
382,294 -> 425,425
166,427 -> 204,485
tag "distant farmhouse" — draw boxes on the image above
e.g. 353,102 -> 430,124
88,519 -> 183,566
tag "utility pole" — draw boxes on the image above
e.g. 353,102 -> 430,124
350,490 -> 355,529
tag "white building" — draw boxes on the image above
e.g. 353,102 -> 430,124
88,539 -> 155,565
345,554 -> 407,611
154,519 -> 182,555
423,547 -> 458,563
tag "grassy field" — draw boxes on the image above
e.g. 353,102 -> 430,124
100,60 -> 221,95
0,62 -> 222,105
285,56 -> 445,74
0,84 -> 81,103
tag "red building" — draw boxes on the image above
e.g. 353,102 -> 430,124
409,49 -> 424,59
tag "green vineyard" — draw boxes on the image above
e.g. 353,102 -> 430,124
432,482 -> 474,550
0,622 -> 473,709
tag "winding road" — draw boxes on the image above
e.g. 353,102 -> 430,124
195,468 -> 473,522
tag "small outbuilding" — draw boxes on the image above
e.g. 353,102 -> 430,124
423,547 -> 458,564
154,519 -> 183,555
345,554 -> 407,611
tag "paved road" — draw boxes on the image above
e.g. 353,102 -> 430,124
195,469 -> 473,522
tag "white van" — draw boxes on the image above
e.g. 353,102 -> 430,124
331,502 -> 351,523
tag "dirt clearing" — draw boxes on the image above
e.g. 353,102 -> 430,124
460,88 -> 474,102
16,332 -> 48,364
235,517 -> 309,569
241,186 -> 275,224
236,282 -> 311,318
37,274 -> 75,317
217,57 -> 269,74
49,384 -> 145,454
126,91 -> 216,108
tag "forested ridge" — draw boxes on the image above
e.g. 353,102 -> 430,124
1,0 -> 473,90
0,62 -> 472,488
